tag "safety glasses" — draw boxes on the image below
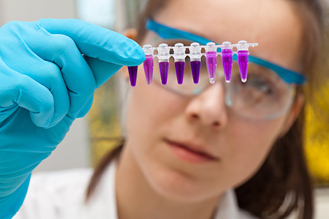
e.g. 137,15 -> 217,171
141,19 -> 305,120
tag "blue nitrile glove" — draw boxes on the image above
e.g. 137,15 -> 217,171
0,18 -> 145,219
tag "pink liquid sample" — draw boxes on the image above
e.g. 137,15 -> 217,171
159,62 -> 169,85
143,55 -> 153,85
238,50 -> 249,82
175,61 -> 185,84
128,66 -> 138,87
206,51 -> 217,82
222,49 -> 233,82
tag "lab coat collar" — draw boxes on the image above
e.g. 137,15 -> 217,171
95,158 -> 244,219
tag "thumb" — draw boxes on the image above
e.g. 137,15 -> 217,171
84,56 -> 122,88
38,18 -> 145,67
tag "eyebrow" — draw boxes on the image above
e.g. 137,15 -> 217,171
146,19 -> 307,85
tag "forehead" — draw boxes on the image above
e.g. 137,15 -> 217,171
154,0 -> 304,72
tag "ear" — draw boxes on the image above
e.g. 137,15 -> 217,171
121,28 -> 139,80
125,28 -> 138,40
278,93 -> 305,138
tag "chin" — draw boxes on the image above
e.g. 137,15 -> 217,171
147,166 -> 212,203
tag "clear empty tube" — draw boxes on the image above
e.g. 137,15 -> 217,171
189,42 -> 202,84
157,43 -> 170,85
205,42 -> 217,84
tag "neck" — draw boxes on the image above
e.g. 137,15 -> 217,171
115,144 -> 221,219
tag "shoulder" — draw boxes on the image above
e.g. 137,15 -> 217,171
30,168 -> 93,188
214,189 -> 259,219
238,210 -> 259,219
28,168 -> 93,200
13,168 -> 93,219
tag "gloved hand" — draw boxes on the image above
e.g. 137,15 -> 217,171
0,18 -> 145,219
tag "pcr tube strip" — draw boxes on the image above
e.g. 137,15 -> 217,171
127,40 -> 258,87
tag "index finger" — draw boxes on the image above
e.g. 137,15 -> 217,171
38,18 -> 146,66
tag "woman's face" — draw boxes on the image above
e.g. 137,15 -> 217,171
122,0 -> 304,202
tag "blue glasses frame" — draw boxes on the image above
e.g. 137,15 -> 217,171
146,19 -> 307,85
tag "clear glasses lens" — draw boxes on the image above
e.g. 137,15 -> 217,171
152,55 -> 295,120
153,56 -> 210,95
224,62 -> 295,120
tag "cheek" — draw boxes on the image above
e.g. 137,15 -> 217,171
124,68 -> 205,200
222,117 -> 286,186
126,66 -> 183,136
125,66 -> 185,159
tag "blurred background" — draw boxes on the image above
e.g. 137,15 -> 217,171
1,0 -> 329,218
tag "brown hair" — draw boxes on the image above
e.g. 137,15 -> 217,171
86,1 -> 329,218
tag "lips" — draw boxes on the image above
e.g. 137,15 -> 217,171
165,138 -> 219,163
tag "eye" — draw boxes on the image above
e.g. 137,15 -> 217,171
245,75 -> 274,95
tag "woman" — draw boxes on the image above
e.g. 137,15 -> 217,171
0,0 -> 327,218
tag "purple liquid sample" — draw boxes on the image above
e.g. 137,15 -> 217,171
159,62 -> 169,85
222,49 -> 233,83
143,55 -> 153,85
190,60 -> 201,84
175,61 -> 185,84
206,51 -> 217,83
128,66 -> 138,87
238,50 -> 249,82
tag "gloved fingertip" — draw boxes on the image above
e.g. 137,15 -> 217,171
114,37 -> 146,66
38,18 -> 58,27
128,42 -> 146,66
30,113 -> 51,128
84,56 -> 123,87
29,106 -> 55,128
76,95 -> 94,118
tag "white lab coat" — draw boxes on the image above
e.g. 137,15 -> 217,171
13,159 -> 257,219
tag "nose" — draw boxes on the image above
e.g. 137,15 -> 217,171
184,82 -> 228,130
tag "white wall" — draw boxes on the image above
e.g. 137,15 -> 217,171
0,0 -> 90,171
314,188 -> 329,219
0,0 -> 76,24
